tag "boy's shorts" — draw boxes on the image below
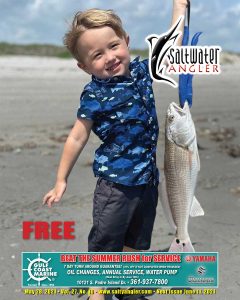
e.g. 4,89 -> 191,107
88,177 -> 158,252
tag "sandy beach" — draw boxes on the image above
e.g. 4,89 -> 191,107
0,55 -> 239,300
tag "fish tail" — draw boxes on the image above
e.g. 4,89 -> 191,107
183,239 -> 195,252
169,238 -> 195,252
169,238 -> 184,252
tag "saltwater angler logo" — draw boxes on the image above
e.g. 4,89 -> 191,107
146,16 -> 221,87
22,253 -> 58,287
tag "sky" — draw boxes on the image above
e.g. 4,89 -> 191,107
0,0 -> 239,52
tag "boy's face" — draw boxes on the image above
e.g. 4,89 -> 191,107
77,26 -> 130,79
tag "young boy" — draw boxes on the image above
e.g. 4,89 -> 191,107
43,1 -> 188,299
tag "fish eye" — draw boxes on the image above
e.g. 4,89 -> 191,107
168,115 -> 174,122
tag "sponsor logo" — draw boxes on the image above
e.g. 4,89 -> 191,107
197,266 -> 206,275
22,253 -> 58,286
185,255 -> 193,262
188,276 -> 214,284
146,16 -> 221,87
185,255 -> 216,263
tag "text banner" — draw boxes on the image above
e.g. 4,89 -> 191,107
22,252 -> 218,288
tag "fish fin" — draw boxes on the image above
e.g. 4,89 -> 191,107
159,174 -> 177,231
188,149 -> 193,167
169,238 -> 184,252
196,147 -> 201,171
189,141 -> 200,170
190,196 -> 204,217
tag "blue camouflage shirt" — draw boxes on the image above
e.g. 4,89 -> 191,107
77,57 -> 159,186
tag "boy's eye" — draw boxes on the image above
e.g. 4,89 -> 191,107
111,43 -> 119,49
94,53 -> 102,59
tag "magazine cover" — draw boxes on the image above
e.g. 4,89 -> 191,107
0,1 -> 239,299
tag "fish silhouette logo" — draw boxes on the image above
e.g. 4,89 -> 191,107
146,16 -> 183,87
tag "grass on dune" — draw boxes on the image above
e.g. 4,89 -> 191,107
0,42 -> 149,59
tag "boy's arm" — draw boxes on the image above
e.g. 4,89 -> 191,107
43,118 -> 93,208
172,0 -> 189,46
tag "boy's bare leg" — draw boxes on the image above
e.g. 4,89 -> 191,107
123,246 -> 138,252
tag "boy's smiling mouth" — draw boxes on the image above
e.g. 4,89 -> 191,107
106,62 -> 121,72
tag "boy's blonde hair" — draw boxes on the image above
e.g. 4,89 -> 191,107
63,8 -> 127,62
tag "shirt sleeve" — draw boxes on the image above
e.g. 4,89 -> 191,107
77,89 -> 101,121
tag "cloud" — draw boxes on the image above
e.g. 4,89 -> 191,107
191,4 -> 204,14
227,3 -> 240,16
29,0 -> 43,14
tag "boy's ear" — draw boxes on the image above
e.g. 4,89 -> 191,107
77,62 -> 85,70
126,35 -> 130,47
77,62 -> 90,74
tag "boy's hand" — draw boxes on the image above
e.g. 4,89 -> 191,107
173,0 -> 188,14
171,0 -> 189,45
173,0 -> 189,9
43,180 -> 67,208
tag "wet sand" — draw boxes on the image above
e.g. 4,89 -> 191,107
0,56 -> 239,300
